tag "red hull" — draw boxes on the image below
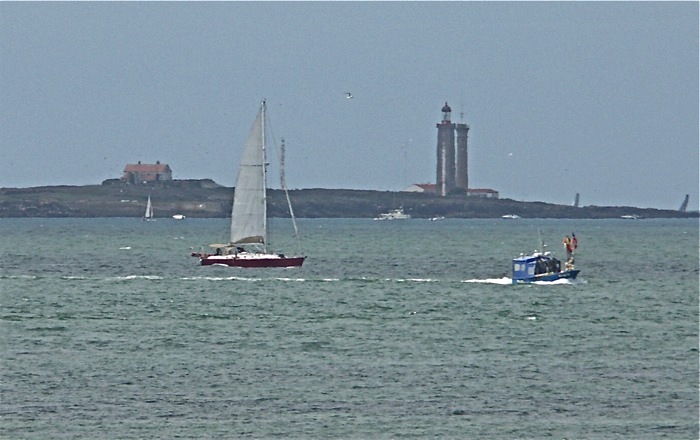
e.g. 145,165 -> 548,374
198,254 -> 305,268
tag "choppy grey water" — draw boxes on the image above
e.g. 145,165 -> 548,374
1,218 -> 698,439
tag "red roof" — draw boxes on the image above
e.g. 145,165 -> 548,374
416,183 -> 437,191
123,163 -> 170,173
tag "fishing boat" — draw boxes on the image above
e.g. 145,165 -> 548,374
373,208 -> 411,220
192,101 -> 305,268
143,195 -> 154,221
511,232 -> 580,284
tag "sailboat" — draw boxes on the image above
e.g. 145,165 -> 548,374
193,101 -> 305,268
143,195 -> 154,221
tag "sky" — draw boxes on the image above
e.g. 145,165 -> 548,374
1,2 -> 698,211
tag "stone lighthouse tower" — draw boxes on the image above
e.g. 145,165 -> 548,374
436,102 -> 456,196
455,120 -> 470,193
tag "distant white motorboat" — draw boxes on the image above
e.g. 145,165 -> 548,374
620,214 -> 640,220
501,214 -> 520,219
172,214 -> 186,220
374,208 -> 411,220
430,216 -> 445,221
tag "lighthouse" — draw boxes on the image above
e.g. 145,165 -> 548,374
455,121 -> 469,192
436,102 -> 456,196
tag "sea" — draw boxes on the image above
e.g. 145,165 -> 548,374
1,217 -> 698,439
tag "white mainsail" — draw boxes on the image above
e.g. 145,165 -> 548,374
230,102 -> 267,246
144,195 -> 153,220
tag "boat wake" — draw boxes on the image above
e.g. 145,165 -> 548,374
462,277 -> 586,286
462,277 -> 512,285
532,278 -> 586,285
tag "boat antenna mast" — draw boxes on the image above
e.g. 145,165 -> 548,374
537,228 -> 547,254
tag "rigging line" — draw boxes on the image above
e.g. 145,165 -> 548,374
266,114 -> 279,165
263,103 -> 303,253
280,138 -> 302,253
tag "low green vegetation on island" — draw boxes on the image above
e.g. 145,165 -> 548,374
0,180 -> 694,219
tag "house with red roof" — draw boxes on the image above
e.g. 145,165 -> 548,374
121,161 -> 172,184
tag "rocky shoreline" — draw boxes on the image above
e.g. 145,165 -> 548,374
0,179 -> 695,219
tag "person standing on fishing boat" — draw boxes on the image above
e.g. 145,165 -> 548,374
563,235 -> 573,262
563,233 -> 579,270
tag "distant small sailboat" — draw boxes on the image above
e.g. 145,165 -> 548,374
679,194 -> 689,212
143,195 -> 154,221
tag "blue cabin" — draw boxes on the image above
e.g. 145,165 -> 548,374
512,255 -> 541,282
512,252 -> 577,284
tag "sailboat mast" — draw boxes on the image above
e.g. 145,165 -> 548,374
261,100 -> 268,251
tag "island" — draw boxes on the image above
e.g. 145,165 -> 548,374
0,179 -> 695,219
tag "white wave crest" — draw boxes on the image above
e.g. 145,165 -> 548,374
106,275 -> 164,281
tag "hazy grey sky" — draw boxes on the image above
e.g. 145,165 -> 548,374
1,2 -> 698,210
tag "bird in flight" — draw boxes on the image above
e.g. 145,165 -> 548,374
345,92 -> 353,99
